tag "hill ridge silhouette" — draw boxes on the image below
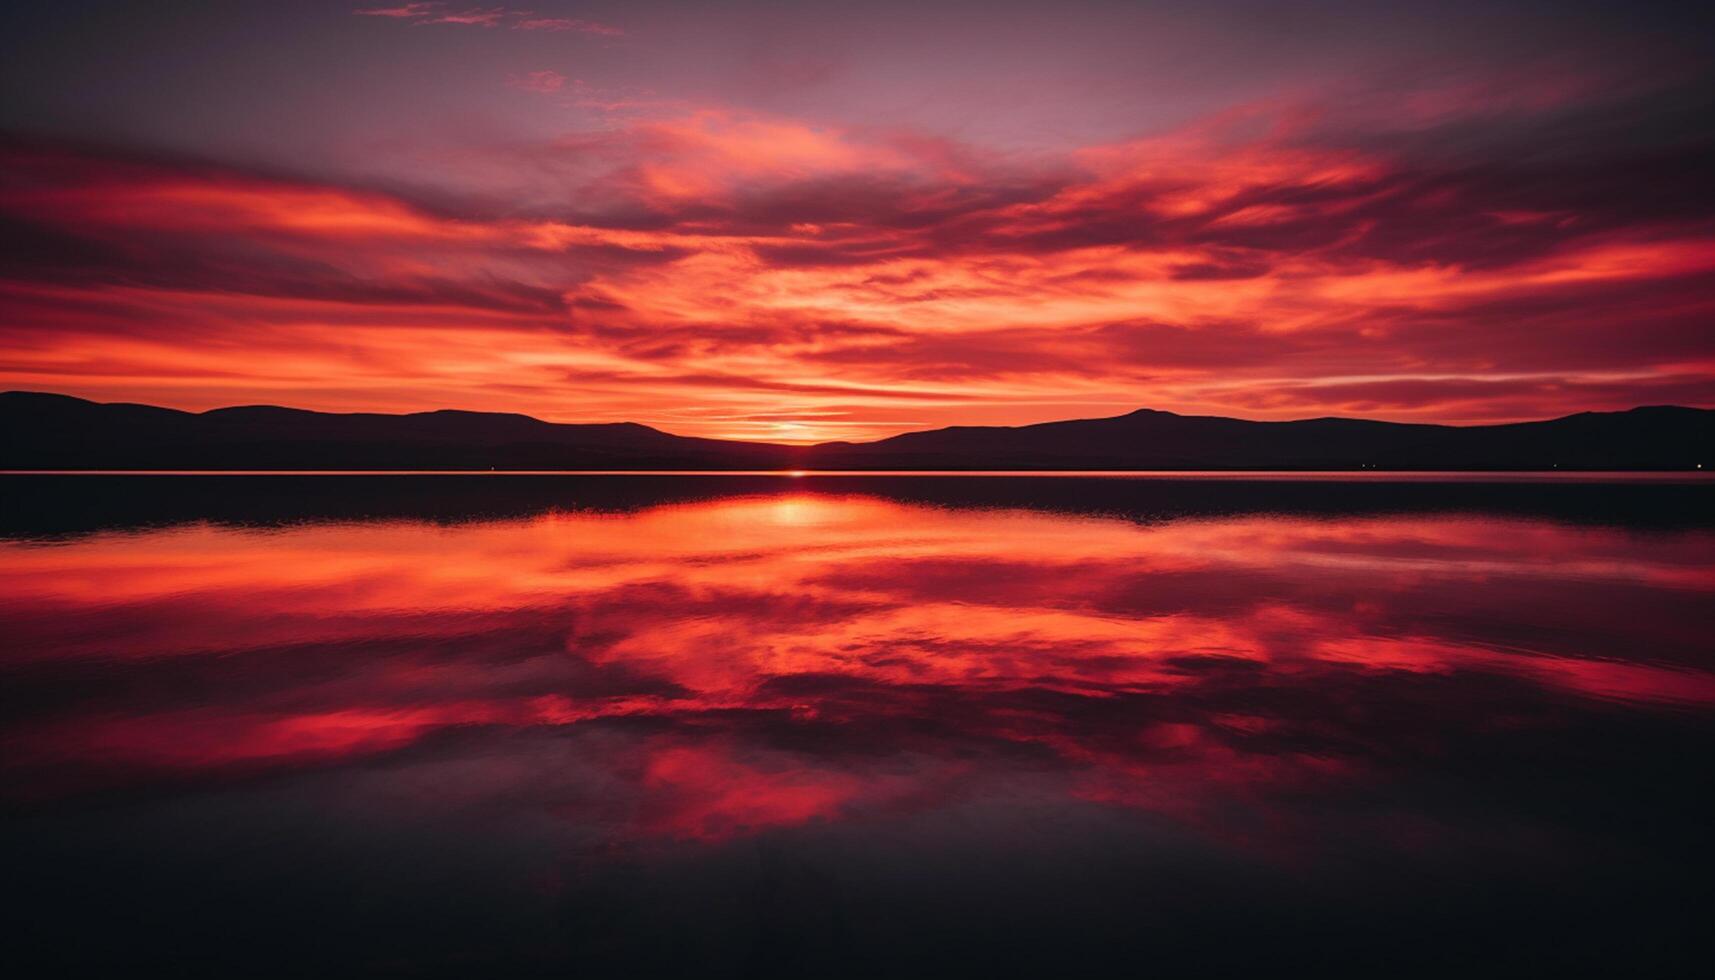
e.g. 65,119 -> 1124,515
3,390 -> 1709,471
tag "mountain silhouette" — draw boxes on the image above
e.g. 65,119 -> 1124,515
0,392 -> 791,470
2,391 -> 1709,471
808,405 -> 1713,470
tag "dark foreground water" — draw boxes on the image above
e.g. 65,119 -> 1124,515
3,475 -> 1712,977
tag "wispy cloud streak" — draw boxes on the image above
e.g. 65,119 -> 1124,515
355,3 -> 622,35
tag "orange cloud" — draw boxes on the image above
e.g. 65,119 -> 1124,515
3,93 -> 1713,440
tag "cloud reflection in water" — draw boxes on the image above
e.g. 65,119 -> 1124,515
2,482 -> 1712,975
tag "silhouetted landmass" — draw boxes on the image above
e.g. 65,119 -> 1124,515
0,391 -> 793,470
2,391 -> 1710,471
810,405 -> 1713,470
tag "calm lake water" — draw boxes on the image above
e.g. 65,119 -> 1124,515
3,475 -> 1712,977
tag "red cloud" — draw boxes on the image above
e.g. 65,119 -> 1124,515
3,88 -> 1713,441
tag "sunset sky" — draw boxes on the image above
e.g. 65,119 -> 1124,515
2,1 -> 1713,442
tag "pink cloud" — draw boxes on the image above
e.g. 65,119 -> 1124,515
514,17 -> 624,36
508,69 -> 567,93
353,3 -> 443,18
420,7 -> 507,27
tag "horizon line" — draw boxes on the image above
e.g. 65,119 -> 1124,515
4,470 -> 1711,481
